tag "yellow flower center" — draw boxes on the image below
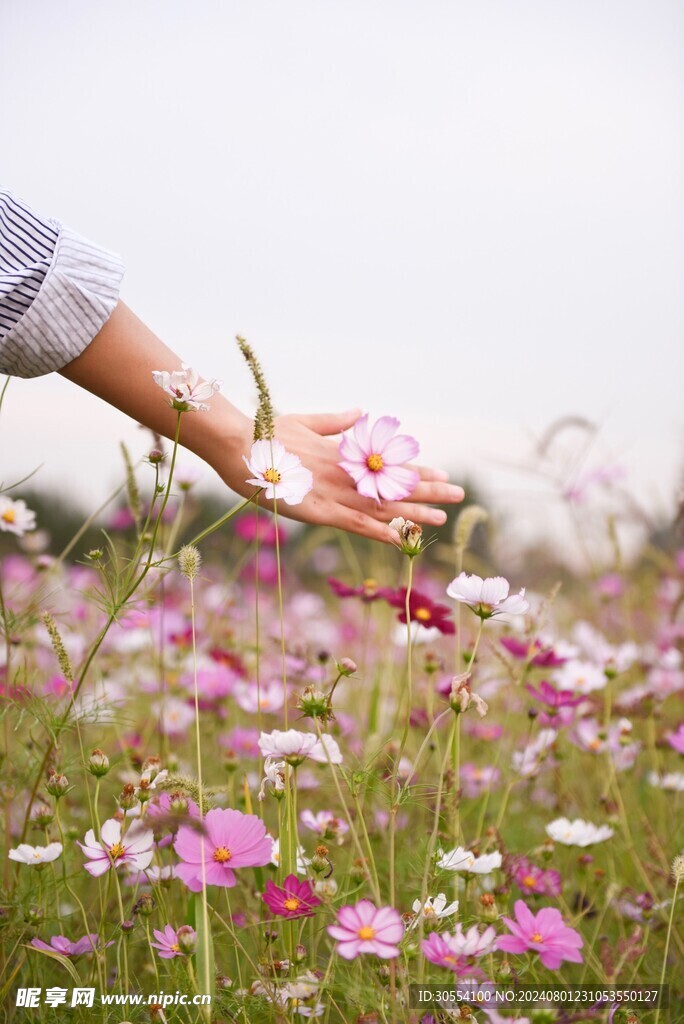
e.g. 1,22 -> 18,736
284,897 -> 301,911
363,577 -> 378,590
1,509 -> 16,524
358,925 -> 376,940
171,943 -> 181,952
532,932 -> 543,943
109,842 -> 126,860
522,875 -> 537,889
415,608 -> 431,621
264,468 -> 281,483
588,739 -> 602,751
213,846 -> 232,863
366,453 -> 384,472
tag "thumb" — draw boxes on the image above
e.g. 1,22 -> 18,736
297,408 -> 362,436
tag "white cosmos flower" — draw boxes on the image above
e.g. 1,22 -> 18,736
648,771 -> 684,792
446,573 -> 529,619
437,923 -> 498,958
258,728 -> 342,766
554,659 -> 607,695
269,838 -> 311,874
243,439 -> 313,505
0,497 -> 37,536
436,846 -> 502,874
545,817 -> 615,847
259,730 -> 319,764
410,893 -> 459,926
152,365 -> 222,412
9,842 -> 63,865
511,728 -> 558,777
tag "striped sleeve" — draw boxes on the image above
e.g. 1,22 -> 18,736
0,189 -> 124,378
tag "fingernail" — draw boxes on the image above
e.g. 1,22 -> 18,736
431,510 -> 447,525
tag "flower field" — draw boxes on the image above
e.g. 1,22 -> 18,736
1,380 -> 682,1024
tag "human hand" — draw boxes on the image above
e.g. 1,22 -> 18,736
222,409 -> 465,543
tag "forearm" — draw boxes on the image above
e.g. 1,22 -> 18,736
58,301 -> 252,491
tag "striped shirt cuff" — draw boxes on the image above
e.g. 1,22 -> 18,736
0,225 -> 124,378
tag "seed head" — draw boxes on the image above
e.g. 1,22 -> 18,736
178,544 -> 202,581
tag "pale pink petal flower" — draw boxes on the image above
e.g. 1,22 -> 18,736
338,414 -> 419,503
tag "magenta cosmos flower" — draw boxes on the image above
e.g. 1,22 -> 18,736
327,900 -> 404,960
31,934 -> 111,957
262,873 -> 321,919
496,900 -> 583,970
338,414 -> 419,502
78,820 -> 154,877
173,808 -> 272,891
384,587 -> 456,635
150,924 -> 196,959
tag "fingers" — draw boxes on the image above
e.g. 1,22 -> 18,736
407,480 -> 465,504
411,464 -> 453,483
332,504 -> 396,544
295,409 -> 363,436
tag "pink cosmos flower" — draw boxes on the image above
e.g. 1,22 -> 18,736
327,900 -> 404,960
501,636 -> 567,667
421,925 -> 496,973
460,763 -> 501,799
338,414 -> 419,502
150,924 -> 196,959
496,900 -> 583,969
667,723 -> 684,755
173,808 -> 272,891
327,577 -> 391,603
235,513 -> 286,546
510,857 -> 562,897
30,934 -> 111,957
78,820 -> 154,877
300,809 -> 350,843
243,439 -> 313,505
262,873 -> 322,919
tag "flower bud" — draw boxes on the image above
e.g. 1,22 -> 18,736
293,943 -> 307,964
45,770 -> 69,798
479,892 -> 498,921
118,783 -> 138,810
498,959 -> 513,979
337,657 -> 357,677
87,549 -> 104,561
24,905 -> 43,926
133,893 -> 155,917
169,791 -> 189,815
388,517 -> 423,555
87,749 -> 110,777
311,844 -> 331,875
314,877 -> 338,900
121,919 -> 136,934
31,802 -> 54,828
176,925 -> 197,954
297,686 -> 333,721
148,449 -> 165,464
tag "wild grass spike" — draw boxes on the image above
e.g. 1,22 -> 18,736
236,335 -> 275,441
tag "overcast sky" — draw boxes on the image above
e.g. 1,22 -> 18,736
1,0 -> 682,558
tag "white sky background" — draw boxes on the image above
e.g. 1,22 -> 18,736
1,0 -> 682,562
